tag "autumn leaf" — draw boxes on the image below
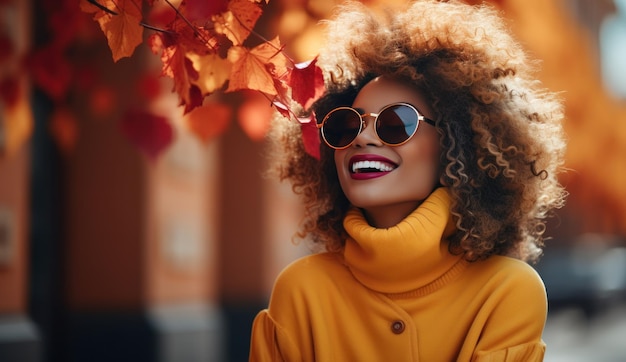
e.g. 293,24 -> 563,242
89,85 -> 117,117
0,89 -> 33,158
213,0 -> 263,45
258,37 -> 289,79
188,53 -> 232,96
136,73 -> 163,101
0,34 -> 14,64
146,2 -> 177,29
150,33 -> 201,111
299,113 -> 320,160
237,91 -> 273,140
184,84 -> 204,113
272,100 -> 292,119
165,15 -> 217,55
48,4 -> 89,49
87,0 -> 144,61
26,45 -> 73,101
226,37 -> 288,95
182,0 -> 229,24
184,102 -> 232,143
80,0 -> 103,14
0,76 -> 19,109
119,109 -> 174,160
49,107 -> 79,155
289,57 -> 325,109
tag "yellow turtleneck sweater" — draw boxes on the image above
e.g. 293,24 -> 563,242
250,188 -> 547,361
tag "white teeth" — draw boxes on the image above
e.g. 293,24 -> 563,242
351,160 -> 395,173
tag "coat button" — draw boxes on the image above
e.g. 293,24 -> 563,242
391,320 -> 405,334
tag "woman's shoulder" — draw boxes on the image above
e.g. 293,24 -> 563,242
481,255 -> 544,282
466,255 -> 547,301
267,252 -> 356,310
272,252 -> 349,289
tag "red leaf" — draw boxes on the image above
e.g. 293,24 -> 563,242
272,101 -> 292,119
146,2 -> 177,29
74,67 -> 98,91
119,109 -> 174,159
184,102 -> 232,143
48,4 -> 85,48
0,34 -> 14,64
0,76 -> 20,109
183,84 -> 204,114
137,73 -> 162,101
26,45 -> 72,101
299,113 -> 320,160
289,57 -> 325,109
182,0 -> 229,24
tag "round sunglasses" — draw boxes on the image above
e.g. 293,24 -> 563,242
317,102 -> 436,149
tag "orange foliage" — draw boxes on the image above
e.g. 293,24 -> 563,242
478,0 -> 626,235
49,107 -> 79,155
81,0 -> 144,61
75,0 -> 326,157
184,103 -> 232,144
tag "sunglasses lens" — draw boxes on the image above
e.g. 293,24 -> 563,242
376,104 -> 419,144
322,109 -> 362,148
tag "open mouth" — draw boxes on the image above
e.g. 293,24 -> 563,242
351,160 -> 397,174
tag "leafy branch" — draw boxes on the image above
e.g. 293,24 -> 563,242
80,0 -> 325,158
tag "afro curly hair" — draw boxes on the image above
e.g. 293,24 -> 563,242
267,0 -> 567,263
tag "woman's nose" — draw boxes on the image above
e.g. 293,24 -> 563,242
352,117 -> 382,147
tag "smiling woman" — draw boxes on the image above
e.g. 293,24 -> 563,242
251,0 -> 567,361
332,77 -> 442,228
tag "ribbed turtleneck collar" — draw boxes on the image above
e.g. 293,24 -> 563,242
343,187 -> 464,294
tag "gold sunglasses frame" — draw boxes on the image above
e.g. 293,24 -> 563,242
317,102 -> 436,150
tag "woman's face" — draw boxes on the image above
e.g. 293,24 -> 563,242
334,76 -> 442,228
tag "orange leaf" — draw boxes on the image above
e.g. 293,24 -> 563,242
226,37 -> 287,95
213,0 -> 263,45
227,46 -> 273,94
49,107 -> 79,155
89,86 -> 117,117
237,91 -> 273,140
255,36 -> 289,78
184,103 -> 232,143
91,0 -> 144,61
165,15 -> 217,55
0,87 -> 33,158
153,33 -> 201,111
188,53 -> 232,96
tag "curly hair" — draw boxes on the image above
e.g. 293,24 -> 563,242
267,0 -> 567,263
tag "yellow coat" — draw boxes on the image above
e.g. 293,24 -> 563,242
250,189 -> 547,361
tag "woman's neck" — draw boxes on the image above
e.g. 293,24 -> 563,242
361,200 -> 423,228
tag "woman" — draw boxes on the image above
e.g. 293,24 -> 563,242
250,0 -> 566,360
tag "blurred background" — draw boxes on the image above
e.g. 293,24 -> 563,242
0,0 -> 625,361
